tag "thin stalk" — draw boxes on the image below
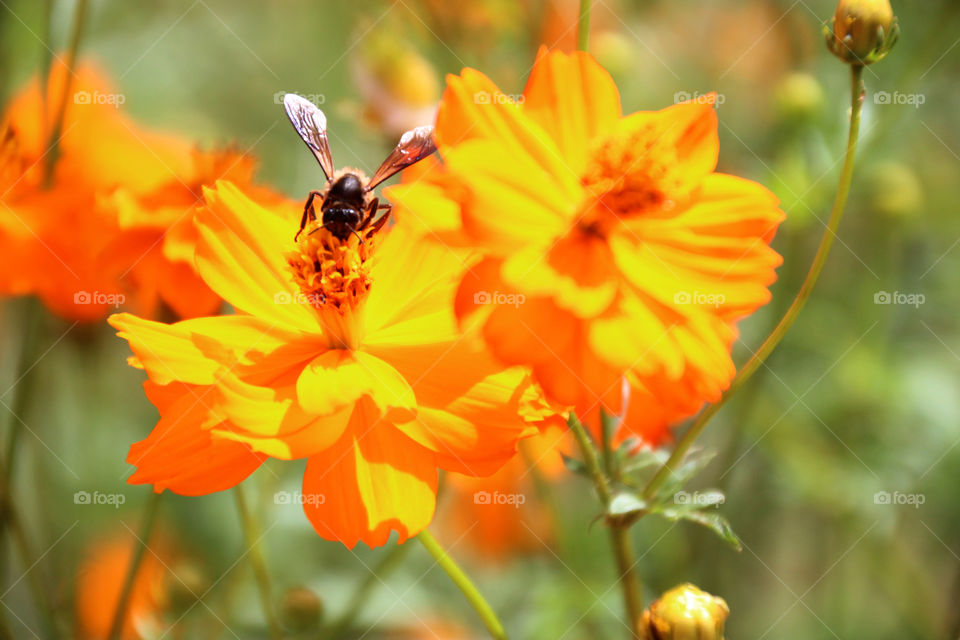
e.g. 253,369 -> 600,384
233,486 -> 282,640
325,542 -> 412,639
0,302 -> 60,638
3,300 -> 41,489
417,530 -> 507,640
1,472 -> 60,639
568,415 -> 644,637
43,0 -> 90,186
0,605 -> 12,640
577,0 -> 592,52
643,64 -> 867,501
107,491 -> 163,640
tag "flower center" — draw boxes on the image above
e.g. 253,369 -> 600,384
578,121 -> 689,233
285,228 -> 376,348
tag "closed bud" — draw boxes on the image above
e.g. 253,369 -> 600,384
642,583 -> 729,640
280,586 -> 323,633
167,561 -> 210,613
774,72 -> 825,122
866,161 -> 923,219
826,0 -> 899,65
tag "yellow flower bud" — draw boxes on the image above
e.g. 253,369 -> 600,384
167,561 -> 210,613
867,161 -> 923,219
642,583 -> 730,640
774,72 -> 825,122
827,0 -> 898,65
280,586 -> 323,633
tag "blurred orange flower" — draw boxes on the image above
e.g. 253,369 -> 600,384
75,535 -> 170,640
440,422 -> 568,559
388,48 -> 784,443
99,148 -> 288,319
0,60 -> 190,321
0,60 -> 276,322
110,183 -> 542,548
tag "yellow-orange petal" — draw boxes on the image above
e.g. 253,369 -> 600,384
108,312 -> 314,386
296,350 -> 416,422
587,289 -> 686,379
499,231 -> 618,318
300,398 -> 437,548
435,68 -> 581,197
609,174 -> 784,320
212,403 -> 354,460
213,371 -> 314,438
363,223 -> 465,342
443,139 -> 576,251
127,382 -> 266,495
197,182 -> 318,331
520,46 -> 622,175
367,337 -> 537,477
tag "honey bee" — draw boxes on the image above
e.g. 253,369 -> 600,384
282,93 -> 437,242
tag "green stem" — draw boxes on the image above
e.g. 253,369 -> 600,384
0,472 -> 60,639
568,415 -> 644,637
0,605 -> 13,640
568,415 -> 611,503
0,302 -> 60,638
577,0 -> 592,52
325,542 -> 412,640
417,530 -> 507,640
643,64 -> 867,501
3,300 -> 41,490
42,0 -> 90,186
107,491 -> 163,640
234,486 -> 282,640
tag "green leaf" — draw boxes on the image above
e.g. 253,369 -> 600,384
606,492 -> 647,527
620,447 -> 671,476
652,506 -> 742,551
655,449 -> 718,501
561,453 -> 588,476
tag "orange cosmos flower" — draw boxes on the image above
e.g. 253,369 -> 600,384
387,48 -> 784,443
0,60 -> 193,321
99,147 -> 289,319
439,422 -> 568,559
110,182 -> 540,548
75,535 -> 170,640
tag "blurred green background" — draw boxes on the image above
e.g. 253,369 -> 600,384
1,0 -> 959,638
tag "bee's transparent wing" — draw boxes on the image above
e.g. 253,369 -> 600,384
283,93 -> 335,180
366,125 -> 437,190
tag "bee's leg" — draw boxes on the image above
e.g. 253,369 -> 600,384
295,190 -> 324,241
368,204 -> 392,234
357,197 -> 379,231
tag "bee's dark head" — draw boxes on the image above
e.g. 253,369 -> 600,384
327,173 -> 365,203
